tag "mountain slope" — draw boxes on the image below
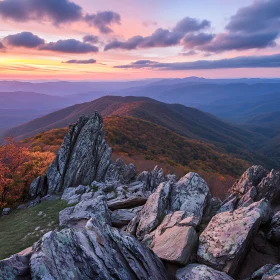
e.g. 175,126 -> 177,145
22,116 -> 250,197
1,96 -> 265,146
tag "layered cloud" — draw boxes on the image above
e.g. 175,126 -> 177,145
4,32 -> 45,48
62,58 -> 96,64
114,53 -> 280,70
104,17 -> 210,51
0,0 -> 120,33
1,32 -> 98,53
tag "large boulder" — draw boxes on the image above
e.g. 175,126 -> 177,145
129,173 -> 209,240
59,195 -> 111,228
111,207 -> 143,227
0,254 -> 31,280
249,264 -> 280,279
218,166 -> 280,213
30,218 -> 168,280
29,175 -> 48,200
267,211 -> 280,245
198,199 -> 272,276
128,172 -> 209,265
176,263 -> 234,280
45,113 -> 112,194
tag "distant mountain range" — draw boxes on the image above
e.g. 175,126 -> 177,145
1,95 -> 274,168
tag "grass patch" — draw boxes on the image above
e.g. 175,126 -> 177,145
0,199 -> 68,260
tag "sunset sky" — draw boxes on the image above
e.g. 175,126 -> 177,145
0,0 -> 280,80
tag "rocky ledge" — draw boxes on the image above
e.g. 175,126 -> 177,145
1,113 -> 280,280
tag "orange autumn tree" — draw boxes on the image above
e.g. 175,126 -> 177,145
0,136 -> 55,208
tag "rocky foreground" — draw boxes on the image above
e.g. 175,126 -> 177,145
1,113 -> 280,280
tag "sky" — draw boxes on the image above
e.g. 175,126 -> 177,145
0,0 -> 280,80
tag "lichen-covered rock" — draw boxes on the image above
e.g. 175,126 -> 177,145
133,181 -> 172,240
267,211 -> 280,245
255,170 -> 280,201
198,199 -> 272,276
105,158 -> 136,184
0,254 -> 31,280
231,165 -> 268,195
218,166 -> 280,213
29,175 -> 48,200
30,218 -> 168,280
129,172 -> 209,241
249,264 -> 280,280
111,206 -> 143,227
137,166 -> 167,192
45,113 -> 112,194
59,195 -> 111,228
176,263 -> 234,280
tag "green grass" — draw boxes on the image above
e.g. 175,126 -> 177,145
0,199 -> 68,260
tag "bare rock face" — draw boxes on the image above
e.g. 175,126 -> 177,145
46,114 -> 112,194
137,166 -> 168,192
0,254 -> 31,280
30,218 -> 168,280
267,211 -> 280,245
198,199 -> 272,276
176,263 -> 234,280
218,166 -> 280,213
105,158 -> 136,184
151,225 -> 197,265
128,172 -> 209,265
59,195 -> 111,228
29,175 -> 48,200
249,264 -> 280,280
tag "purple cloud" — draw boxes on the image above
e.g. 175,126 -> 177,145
114,53 -> 280,70
83,35 -> 99,44
62,58 -> 96,64
40,39 -> 98,53
85,11 -> 121,34
4,32 -> 45,48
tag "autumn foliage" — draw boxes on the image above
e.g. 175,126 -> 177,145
0,136 -> 55,208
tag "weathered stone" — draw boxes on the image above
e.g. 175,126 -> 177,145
255,170 -> 280,201
151,225 -> 197,265
130,172 -> 209,241
111,206 -> 143,227
198,199 -> 272,276
176,263 -> 234,280
137,166 -> 167,192
105,158 -> 136,184
28,175 -> 48,200
59,195 -> 111,228
249,264 -> 280,280
30,218 -> 168,280
231,165 -> 268,195
0,254 -> 31,280
45,113 -> 112,194
108,196 -> 147,210
134,181 -> 172,240
267,211 -> 280,245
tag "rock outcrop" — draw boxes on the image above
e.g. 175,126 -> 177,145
198,199 -> 272,276
176,263 -> 234,280
249,264 -> 280,279
267,211 -> 280,245
30,218 -> 168,280
59,194 -> 111,228
0,254 -> 31,280
128,172 -> 209,265
219,166 -> 280,213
